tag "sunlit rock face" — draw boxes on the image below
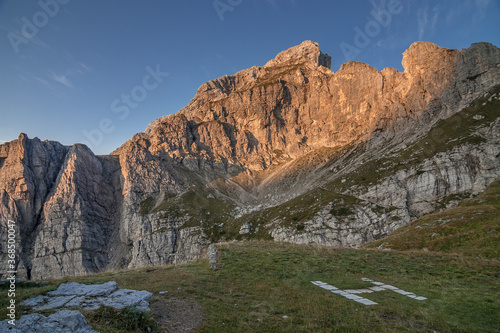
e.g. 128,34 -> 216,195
1,40 -> 499,279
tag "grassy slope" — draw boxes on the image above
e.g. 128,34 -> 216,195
365,179 -> 500,259
2,241 -> 499,332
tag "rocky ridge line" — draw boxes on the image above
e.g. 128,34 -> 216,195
0,40 -> 499,279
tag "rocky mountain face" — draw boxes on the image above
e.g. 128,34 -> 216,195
1,41 -> 499,279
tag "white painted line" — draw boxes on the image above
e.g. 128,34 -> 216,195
320,285 -> 338,291
371,281 -> 385,286
358,299 -> 378,305
311,281 -> 326,285
357,289 -> 374,293
312,279 -> 427,306
345,290 -> 363,294
393,289 -> 416,296
344,289 -> 374,294
381,285 -> 398,290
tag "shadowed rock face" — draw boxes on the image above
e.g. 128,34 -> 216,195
1,40 -> 499,279
0,138 -> 120,279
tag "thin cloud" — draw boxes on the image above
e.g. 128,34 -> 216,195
45,61 -> 90,89
66,63 -> 91,76
417,7 -> 428,40
445,0 -> 493,25
78,62 -> 92,73
32,75 -> 70,100
62,51 -> 93,74
431,5 -> 440,30
49,72 -> 73,88
33,76 -> 50,86
0,23 -> 55,54
28,36 -> 52,50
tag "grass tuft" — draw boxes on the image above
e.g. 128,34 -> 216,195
84,305 -> 157,333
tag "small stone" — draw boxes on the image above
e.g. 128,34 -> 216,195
239,223 -> 253,235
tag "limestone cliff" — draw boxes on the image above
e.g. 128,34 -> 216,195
1,40 -> 499,279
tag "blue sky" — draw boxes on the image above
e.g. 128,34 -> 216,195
1,0 -> 499,155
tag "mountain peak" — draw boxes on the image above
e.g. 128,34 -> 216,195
265,40 -> 332,69
402,41 -> 459,74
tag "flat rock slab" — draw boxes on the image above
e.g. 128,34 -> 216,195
0,310 -> 97,333
48,281 -> 118,297
102,289 -> 152,311
35,295 -> 76,311
21,281 -> 153,312
19,294 -> 48,307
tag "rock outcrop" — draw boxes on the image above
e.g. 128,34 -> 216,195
0,281 -> 153,332
1,40 -> 499,279
20,281 -> 152,312
0,310 -> 97,333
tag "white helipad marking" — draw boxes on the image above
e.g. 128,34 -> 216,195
312,278 -> 427,305
381,284 -> 398,290
345,289 -> 373,294
311,281 -> 378,305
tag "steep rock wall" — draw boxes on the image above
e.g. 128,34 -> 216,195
0,41 -> 499,279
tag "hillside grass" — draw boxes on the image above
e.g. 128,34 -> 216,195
2,241 -> 499,332
150,188 -> 236,242
365,179 -> 500,259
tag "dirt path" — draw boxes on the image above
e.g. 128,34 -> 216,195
150,296 -> 204,332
